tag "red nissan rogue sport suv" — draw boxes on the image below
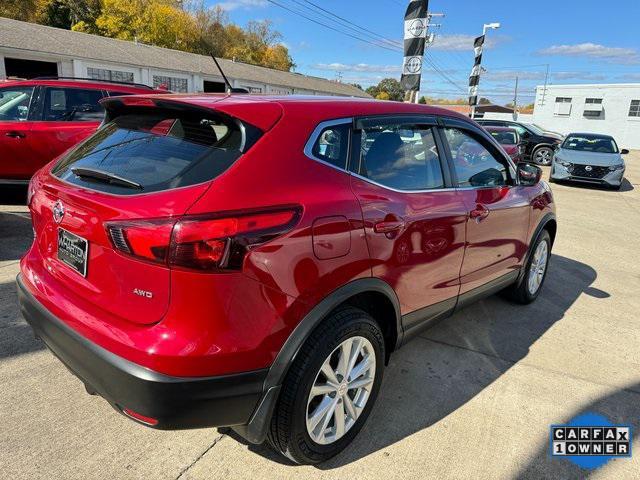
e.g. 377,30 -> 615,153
18,94 -> 556,464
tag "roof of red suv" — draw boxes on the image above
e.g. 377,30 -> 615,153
1,78 -> 164,94
102,93 -> 474,130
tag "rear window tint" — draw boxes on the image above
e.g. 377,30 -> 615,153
52,111 -> 251,195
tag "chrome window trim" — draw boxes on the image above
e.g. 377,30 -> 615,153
303,117 -> 353,173
304,116 -> 520,194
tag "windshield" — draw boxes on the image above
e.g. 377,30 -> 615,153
561,135 -> 618,154
52,110 -> 254,195
522,123 -> 545,136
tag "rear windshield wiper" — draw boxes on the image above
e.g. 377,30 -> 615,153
71,167 -> 143,190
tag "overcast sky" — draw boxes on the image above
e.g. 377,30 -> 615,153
213,0 -> 639,104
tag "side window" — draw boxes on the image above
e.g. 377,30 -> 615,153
43,87 -> 105,122
311,123 -> 350,170
0,87 -> 34,121
443,127 -> 509,188
511,124 -> 531,138
357,122 -> 444,191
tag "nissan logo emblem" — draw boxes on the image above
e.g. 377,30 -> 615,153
52,200 -> 65,224
585,166 -> 593,172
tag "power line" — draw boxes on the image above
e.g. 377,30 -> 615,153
267,0 -> 467,93
264,0 -> 400,53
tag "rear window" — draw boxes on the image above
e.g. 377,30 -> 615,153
52,110 -> 252,195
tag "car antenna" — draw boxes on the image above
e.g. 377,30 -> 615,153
210,55 -> 249,94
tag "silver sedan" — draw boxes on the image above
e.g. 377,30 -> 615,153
550,133 -> 627,190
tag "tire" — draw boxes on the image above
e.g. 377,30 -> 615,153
532,146 -> 554,166
267,307 -> 385,464
504,230 -> 551,304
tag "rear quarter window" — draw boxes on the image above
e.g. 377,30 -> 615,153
52,109 -> 256,195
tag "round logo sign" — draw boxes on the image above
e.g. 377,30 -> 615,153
407,19 -> 426,38
52,200 -> 65,224
405,57 -> 422,74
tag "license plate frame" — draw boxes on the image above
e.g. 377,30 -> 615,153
57,228 -> 89,277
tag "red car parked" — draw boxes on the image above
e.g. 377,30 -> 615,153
0,77 -> 163,184
18,94 -> 556,464
485,126 -> 525,163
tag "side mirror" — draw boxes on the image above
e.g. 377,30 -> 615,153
621,149 -> 629,155
518,163 -> 542,186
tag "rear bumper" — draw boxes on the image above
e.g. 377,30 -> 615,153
17,274 -> 267,430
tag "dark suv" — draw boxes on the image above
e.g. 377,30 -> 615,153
0,77 -> 162,184
477,119 -> 563,166
19,95 -> 556,464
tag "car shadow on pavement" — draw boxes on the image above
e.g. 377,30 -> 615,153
514,381 -> 640,479
0,209 -> 33,262
0,185 -> 28,206
224,254 -> 606,468
552,178 -> 634,192
0,279 -> 45,359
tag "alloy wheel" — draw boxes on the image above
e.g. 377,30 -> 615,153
528,240 -> 549,294
306,336 -> 376,445
533,147 -> 553,166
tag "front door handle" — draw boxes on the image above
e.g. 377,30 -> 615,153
469,204 -> 490,222
374,220 -> 405,233
5,131 -> 26,138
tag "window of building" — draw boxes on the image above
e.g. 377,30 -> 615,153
153,75 -> 188,93
583,98 -> 604,118
310,123 -> 350,170
87,67 -> 134,84
629,100 -> 640,117
443,128 -> 509,188
554,97 -> 572,116
355,122 -> 444,191
242,86 -> 263,94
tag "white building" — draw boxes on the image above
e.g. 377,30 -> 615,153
0,17 -> 366,98
531,83 -> 640,149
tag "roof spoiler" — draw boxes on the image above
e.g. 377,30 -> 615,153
210,56 -> 249,94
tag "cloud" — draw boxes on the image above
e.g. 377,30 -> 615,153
311,63 -> 401,74
617,72 -> 640,81
217,0 -> 268,11
538,43 -> 639,64
551,71 -> 608,81
430,34 -> 504,51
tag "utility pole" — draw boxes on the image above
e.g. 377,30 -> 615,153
513,76 -> 518,120
539,63 -> 550,107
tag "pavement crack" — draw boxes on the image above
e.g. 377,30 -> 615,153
175,433 -> 225,480
417,335 -> 640,397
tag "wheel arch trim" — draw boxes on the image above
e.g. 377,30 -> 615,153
235,278 -> 401,444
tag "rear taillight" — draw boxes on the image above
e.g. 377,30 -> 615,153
106,206 -> 301,271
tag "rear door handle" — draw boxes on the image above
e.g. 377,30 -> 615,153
374,220 -> 405,233
469,204 -> 490,222
5,131 -> 26,138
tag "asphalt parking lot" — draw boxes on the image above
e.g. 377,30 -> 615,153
2,154 -> 639,479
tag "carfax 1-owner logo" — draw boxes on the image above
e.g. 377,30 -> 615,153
550,413 -> 632,469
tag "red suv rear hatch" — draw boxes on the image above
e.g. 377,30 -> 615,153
30,97 -> 267,325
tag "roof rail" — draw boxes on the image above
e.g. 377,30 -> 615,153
32,76 -> 154,90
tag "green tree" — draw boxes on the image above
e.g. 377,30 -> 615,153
366,78 -> 405,101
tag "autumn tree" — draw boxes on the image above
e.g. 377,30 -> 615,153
2,0 -> 296,72
366,78 -> 405,102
